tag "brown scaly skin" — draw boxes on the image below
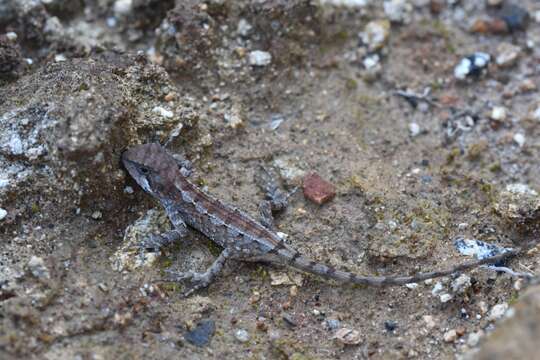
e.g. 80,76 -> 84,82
122,143 -> 522,295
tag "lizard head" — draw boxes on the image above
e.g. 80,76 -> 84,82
122,143 -> 178,197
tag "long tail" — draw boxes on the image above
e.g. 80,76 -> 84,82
283,248 -> 522,286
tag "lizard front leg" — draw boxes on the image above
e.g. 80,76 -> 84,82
139,211 -> 188,253
140,228 -> 187,251
255,165 -> 296,229
165,248 -> 232,296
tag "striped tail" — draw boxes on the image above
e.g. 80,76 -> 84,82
283,248 -> 520,286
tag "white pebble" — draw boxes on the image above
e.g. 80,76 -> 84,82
506,183 -> 537,196
488,303 -> 508,321
7,135 -> 23,155
431,282 -> 443,295
408,122 -> 420,137
106,17 -> 118,28
384,0 -> 413,24
467,331 -> 483,347
0,208 -> 7,220
457,222 -> 468,230
439,293 -> 453,303
249,50 -> 272,66
423,315 -> 436,329
152,106 -> 174,118
92,211 -> 102,220
535,10 -> 540,23
363,54 -> 380,70
124,186 -> 134,194
113,0 -> 132,16
5,32 -> 17,41
234,329 -> 250,343
360,20 -> 390,51
237,19 -> 252,37
454,58 -> 472,80
54,54 -> 67,62
513,133 -> 525,147
27,256 -> 50,279
451,274 -> 471,293
532,106 -> 540,121
490,106 -> 507,121
443,329 -> 457,343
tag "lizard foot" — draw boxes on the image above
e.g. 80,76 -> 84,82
164,269 -> 212,297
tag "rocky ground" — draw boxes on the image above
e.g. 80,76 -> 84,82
1,0 -> 540,359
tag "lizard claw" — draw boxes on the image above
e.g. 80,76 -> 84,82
163,269 -> 211,296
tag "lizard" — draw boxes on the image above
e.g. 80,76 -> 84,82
122,143 -> 521,296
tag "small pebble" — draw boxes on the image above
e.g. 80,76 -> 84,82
249,50 -> 272,66
5,32 -> 17,41
431,282 -> 443,295
333,328 -> 362,345
106,17 -> 117,27
457,222 -> 469,230
535,10 -> 540,23
454,53 -> 490,80
303,172 -> 336,205
164,92 -> 176,102
360,19 -> 390,51
495,42 -> 521,67
467,330 -> 483,347
443,329 -> 458,343
27,256 -> 50,279
124,186 -> 134,194
514,278 -> 524,291
497,3 -> 529,32
478,301 -> 489,315
488,303 -> 508,321
384,0 -> 413,24
91,211 -> 102,220
506,183 -> 537,195
405,282 -> 418,289
362,54 -> 380,70
0,208 -> 7,220
409,122 -> 421,137
325,319 -> 341,330
530,105 -> 540,121
439,293 -> 453,303
289,285 -> 298,297
237,19 -> 252,37
423,315 -> 436,329
113,0 -> 132,17
152,106 -> 174,118
54,54 -> 66,62
384,320 -> 397,332
513,133 -> 525,147
451,274 -> 471,294
490,106 -> 507,121
518,79 -> 536,92
184,319 -> 215,347
282,313 -> 297,327
234,329 -> 250,343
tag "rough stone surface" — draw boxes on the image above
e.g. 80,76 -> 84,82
475,286 -> 540,359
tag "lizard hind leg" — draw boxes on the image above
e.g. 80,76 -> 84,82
164,248 -> 232,296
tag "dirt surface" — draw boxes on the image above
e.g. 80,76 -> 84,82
1,0 -> 540,359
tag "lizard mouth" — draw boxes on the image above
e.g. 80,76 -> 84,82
122,157 -> 153,194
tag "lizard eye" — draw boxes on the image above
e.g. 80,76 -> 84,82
140,166 -> 149,174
